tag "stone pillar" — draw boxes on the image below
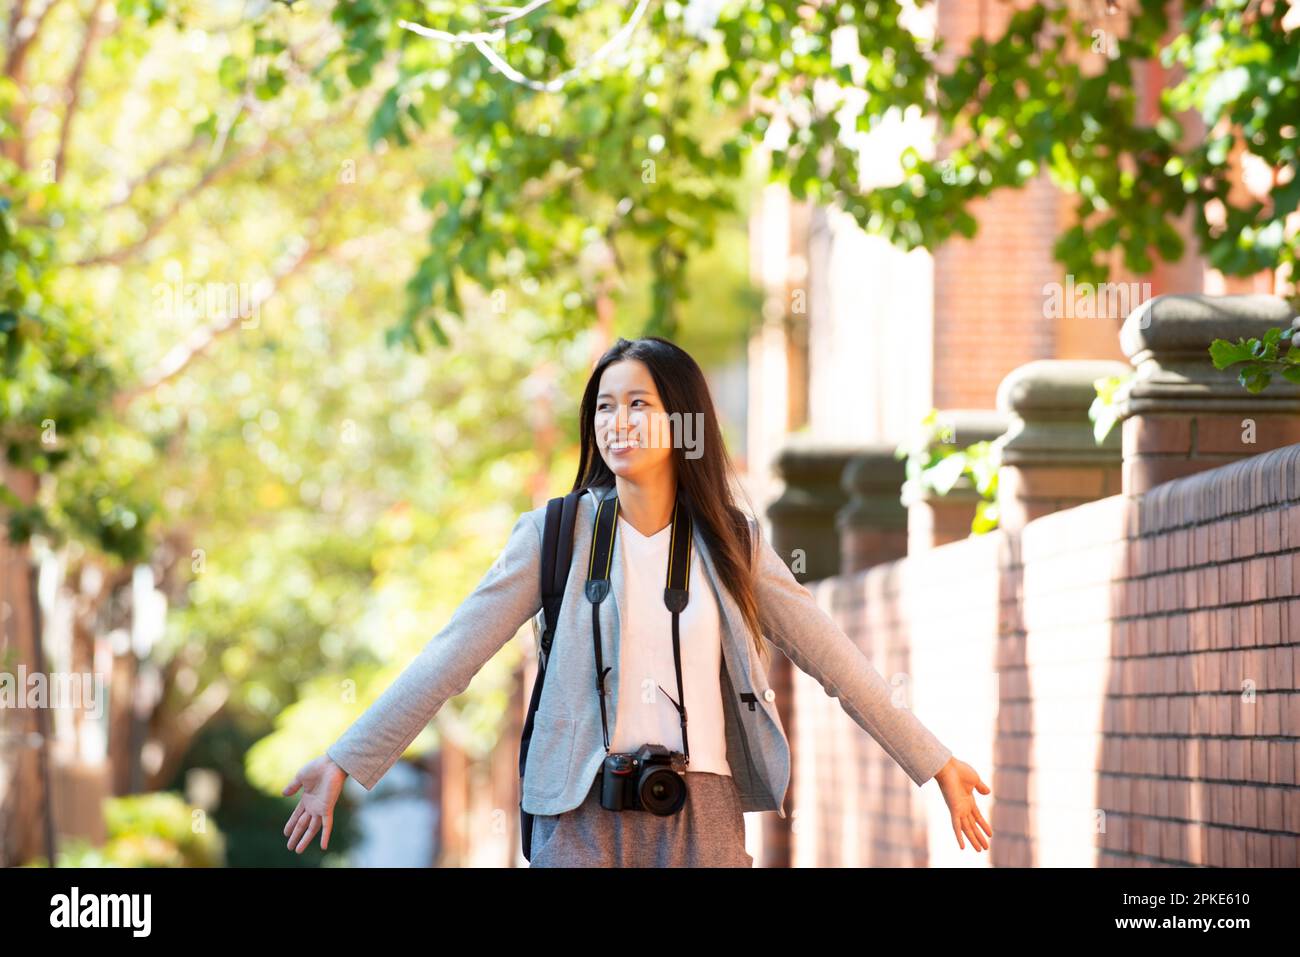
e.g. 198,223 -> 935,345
994,359 -> 1129,531
901,409 -> 1011,552
835,447 -> 907,574
1115,294 -> 1300,495
766,440 -> 857,582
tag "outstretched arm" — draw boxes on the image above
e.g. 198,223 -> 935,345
326,509 -> 543,790
747,517 -> 952,787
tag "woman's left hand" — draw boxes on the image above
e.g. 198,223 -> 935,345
934,757 -> 992,852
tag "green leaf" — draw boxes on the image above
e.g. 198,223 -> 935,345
253,37 -> 287,56
1240,366 -> 1272,393
925,453 -> 968,496
1209,337 -> 1258,369
255,67 -> 286,100
971,498 -> 1000,534
218,54 -> 244,91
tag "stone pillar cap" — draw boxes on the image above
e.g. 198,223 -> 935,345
842,445 -> 906,492
994,359 -> 1129,465
838,447 -> 907,531
1115,293 -> 1300,416
1120,293 -> 1298,362
997,359 -> 1134,417
771,437 -> 864,489
909,408 -> 1013,448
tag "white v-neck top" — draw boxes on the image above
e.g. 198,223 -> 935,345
608,514 -> 731,776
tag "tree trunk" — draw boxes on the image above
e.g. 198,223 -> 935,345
0,466 -> 50,866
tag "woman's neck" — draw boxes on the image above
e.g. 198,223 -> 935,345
612,472 -> 677,539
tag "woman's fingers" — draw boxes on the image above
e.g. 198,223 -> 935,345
294,815 -> 321,853
282,759 -> 337,853
286,811 -> 312,851
950,804 -> 993,851
283,801 -> 305,838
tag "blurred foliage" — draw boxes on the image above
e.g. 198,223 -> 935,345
1089,371 -> 1137,442
0,0 -> 760,865
895,409 -> 1000,534
178,716 -> 359,867
24,792 -> 225,867
0,142 -> 117,547
225,0 -> 1300,346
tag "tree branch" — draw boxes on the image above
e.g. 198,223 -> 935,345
2,0 -> 62,170
70,102 -> 356,268
4,0 -> 59,80
102,128 -> 210,211
71,133 -> 278,268
110,185 -> 349,411
143,677 -> 230,793
54,0 -> 113,183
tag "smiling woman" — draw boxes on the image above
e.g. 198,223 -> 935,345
282,336 -> 991,867
574,338 -> 767,668
520,337 -> 774,866
593,369 -> 679,518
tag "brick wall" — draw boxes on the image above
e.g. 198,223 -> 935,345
790,442 -> 1300,867
790,533 -> 1001,866
932,0 -> 1066,408
926,0 -> 1219,410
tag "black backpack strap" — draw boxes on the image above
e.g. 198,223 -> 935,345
540,491 -> 581,663
519,488 -> 585,861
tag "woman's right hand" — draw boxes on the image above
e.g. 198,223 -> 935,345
282,755 -> 348,853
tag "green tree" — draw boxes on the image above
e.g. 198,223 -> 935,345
239,0 -> 1300,344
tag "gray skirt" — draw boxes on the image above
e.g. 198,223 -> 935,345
527,771 -> 754,868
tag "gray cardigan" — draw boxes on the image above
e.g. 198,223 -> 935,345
326,492 -> 952,817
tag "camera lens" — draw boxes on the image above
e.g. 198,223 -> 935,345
638,765 -> 686,816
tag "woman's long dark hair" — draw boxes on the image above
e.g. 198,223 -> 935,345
572,337 -> 769,667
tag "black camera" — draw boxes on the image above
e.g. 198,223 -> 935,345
599,744 -> 688,815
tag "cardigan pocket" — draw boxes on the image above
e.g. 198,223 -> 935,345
523,710 -> 577,800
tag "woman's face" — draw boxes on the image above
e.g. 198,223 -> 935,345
594,359 -> 675,482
